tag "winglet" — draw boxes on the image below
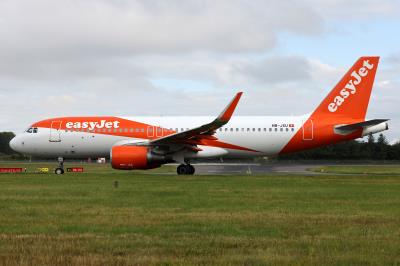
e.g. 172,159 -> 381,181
218,92 -> 243,122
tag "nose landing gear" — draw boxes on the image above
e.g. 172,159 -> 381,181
177,164 -> 195,175
55,157 -> 65,175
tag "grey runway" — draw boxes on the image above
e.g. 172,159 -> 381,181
186,163 -> 326,175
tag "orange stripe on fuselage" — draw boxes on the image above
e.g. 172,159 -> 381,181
32,116 -> 174,140
198,139 -> 259,153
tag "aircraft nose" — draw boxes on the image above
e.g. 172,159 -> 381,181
9,136 -> 19,152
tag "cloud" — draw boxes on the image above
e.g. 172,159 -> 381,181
227,56 -> 312,85
385,52 -> 400,66
304,0 -> 400,20
0,0 -> 322,62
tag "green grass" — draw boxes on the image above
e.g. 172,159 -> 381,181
0,163 -> 399,265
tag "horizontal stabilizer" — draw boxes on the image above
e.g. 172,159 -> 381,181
335,119 -> 389,131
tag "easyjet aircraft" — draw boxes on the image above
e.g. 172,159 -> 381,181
10,56 -> 389,175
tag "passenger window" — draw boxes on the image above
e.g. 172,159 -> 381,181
247,128 -> 250,132
269,128 -> 272,132
258,128 -> 261,132
280,128 -> 283,131
230,128 -> 233,132
291,128 -> 294,131
241,128 -> 244,132
219,128 -> 222,131
263,128 -> 266,132
236,128 -> 239,132
286,128 -> 289,132
252,128 -> 255,132
225,128 -> 228,131
275,128 -> 278,132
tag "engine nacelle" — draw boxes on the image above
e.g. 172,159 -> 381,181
111,146 -> 163,170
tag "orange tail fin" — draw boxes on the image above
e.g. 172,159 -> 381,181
312,56 -> 379,121
280,56 -> 380,155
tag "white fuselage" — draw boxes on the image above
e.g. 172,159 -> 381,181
11,115 -> 307,159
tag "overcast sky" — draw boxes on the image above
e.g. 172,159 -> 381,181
0,0 -> 399,142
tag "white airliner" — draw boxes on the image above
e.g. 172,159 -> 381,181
9,56 -> 389,174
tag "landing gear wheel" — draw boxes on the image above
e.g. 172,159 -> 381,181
177,164 -> 188,175
55,157 -> 65,175
188,164 -> 195,175
177,164 -> 195,175
55,168 -> 64,175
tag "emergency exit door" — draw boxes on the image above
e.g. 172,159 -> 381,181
302,119 -> 313,140
49,121 -> 62,142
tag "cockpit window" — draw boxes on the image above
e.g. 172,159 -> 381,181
25,127 -> 38,133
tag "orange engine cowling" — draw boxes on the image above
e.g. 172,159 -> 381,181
111,146 -> 162,170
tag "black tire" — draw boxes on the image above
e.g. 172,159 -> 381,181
188,164 -> 195,175
177,164 -> 195,175
55,168 -> 64,175
177,164 -> 188,175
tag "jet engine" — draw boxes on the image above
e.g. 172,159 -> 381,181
110,146 -> 168,170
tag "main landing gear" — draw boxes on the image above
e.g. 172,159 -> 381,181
55,157 -> 65,175
177,164 -> 195,175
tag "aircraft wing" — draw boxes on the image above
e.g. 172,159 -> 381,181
149,92 -> 243,146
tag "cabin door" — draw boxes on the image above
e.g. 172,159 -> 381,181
49,121 -> 62,142
302,119 -> 313,140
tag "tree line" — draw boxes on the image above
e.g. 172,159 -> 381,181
278,134 -> 400,160
0,132 -> 16,155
